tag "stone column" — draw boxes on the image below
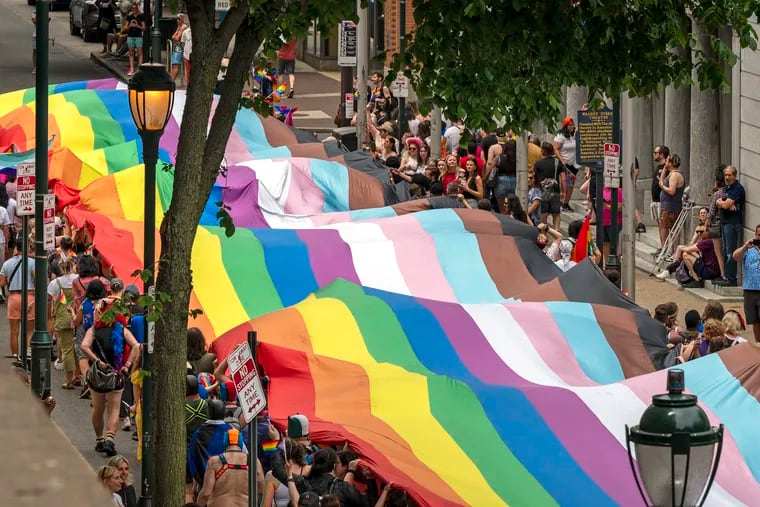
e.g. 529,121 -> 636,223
633,96 -> 654,179
566,85 -> 588,125
665,83 -> 691,182
652,89 -> 665,154
689,21 -> 720,207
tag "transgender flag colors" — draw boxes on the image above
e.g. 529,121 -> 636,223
1,80 -> 758,505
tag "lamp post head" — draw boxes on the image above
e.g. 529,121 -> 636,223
626,369 -> 723,507
127,63 -> 176,134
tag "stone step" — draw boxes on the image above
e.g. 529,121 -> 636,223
558,198 -> 743,303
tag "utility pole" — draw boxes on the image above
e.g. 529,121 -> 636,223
143,0 -> 152,61
151,0 -> 163,63
355,0 -> 369,145
621,93 -> 636,297
31,0 -> 52,399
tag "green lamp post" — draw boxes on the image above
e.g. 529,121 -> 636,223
626,369 -> 724,507
127,63 -> 175,507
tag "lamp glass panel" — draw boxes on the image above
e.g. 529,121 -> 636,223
142,90 -> 172,131
128,89 -> 145,131
635,443 -> 716,506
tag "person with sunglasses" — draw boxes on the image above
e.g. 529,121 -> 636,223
655,226 -> 719,287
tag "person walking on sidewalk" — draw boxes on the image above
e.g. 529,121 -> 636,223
0,238 -> 35,364
277,37 -> 297,98
715,166 -> 745,287
125,3 -> 145,76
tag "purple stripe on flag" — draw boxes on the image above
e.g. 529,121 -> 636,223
216,165 -> 268,229
296,229 -> 360,287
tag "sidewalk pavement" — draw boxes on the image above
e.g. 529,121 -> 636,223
0,358 -> 108,506
91,52 -> 341,131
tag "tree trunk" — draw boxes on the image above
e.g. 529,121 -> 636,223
664,45 -> 691,182
151,1 -> 260,504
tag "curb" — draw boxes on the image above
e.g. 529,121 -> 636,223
90,52 -> 128,83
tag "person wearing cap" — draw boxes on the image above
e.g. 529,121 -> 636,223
197,428 -> 251,506
553,116 -> 579,212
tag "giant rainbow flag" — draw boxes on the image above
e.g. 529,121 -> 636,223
1,79 -> 758,506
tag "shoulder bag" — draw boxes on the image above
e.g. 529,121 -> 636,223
86,337 -> 118,392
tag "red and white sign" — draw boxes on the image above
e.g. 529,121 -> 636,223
17,161 -> 36,216
43,194 -> 56,250
227,342 -> 266,423
603,143 -> 621,189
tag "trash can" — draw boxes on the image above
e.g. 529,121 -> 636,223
332,127 -> 357,152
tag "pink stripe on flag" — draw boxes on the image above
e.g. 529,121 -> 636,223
625,370 -> 760,505
373,214 -> 456,302
225,126 -> 255,165
284,159 -> 325,215
310,211 -> 353,226
507,303 -> 598,387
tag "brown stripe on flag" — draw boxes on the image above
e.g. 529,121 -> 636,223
391,200 -> 431,215
289,144 -> 331,159
347,167 -> 387,209
476,236 -> 540,298
517,279 -> 568,302
719,344 -> 760,404
452,208 -> 505,235
260,115 -> 298,146
593,305 -> 656,378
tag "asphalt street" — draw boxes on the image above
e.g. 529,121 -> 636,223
0,1 -> 110,94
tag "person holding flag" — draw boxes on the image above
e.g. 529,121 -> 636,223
569,217 -> 602,265
47,257 -> 78,389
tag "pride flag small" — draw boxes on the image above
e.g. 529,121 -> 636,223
261,440 -> 280,454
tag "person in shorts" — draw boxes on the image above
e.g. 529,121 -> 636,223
534,142 -> 566,229
170,14 -> 188,81
735,224 -> 760,343
0,240 -> 36,362
125,3 -> 145,76
277,37 -> 297,98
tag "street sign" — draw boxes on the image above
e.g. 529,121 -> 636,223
227,341 -> 266,423
338,21 -> 357,67
391,72 -> 409,98
604,143 -> 621,188
43,194 -> 55,250
344,93 -> 354,119
17,161 -> 36,216
215,0 -> 231,11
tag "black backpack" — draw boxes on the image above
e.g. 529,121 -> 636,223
496,140 -> 516,176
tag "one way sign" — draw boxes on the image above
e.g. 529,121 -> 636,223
17,162 -> 36,216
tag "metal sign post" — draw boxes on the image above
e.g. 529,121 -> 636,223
16,161 -> 35,369
229,331 -> 267,507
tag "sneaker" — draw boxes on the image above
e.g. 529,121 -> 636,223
79,386 -> 91,400
132,430 -> 139,442
713,278 -> 737,287
127,69 -> 134,76
53,359 -> 63,371
682,280 -> 704,289
563,203 -> 574,212
655,270 -> 669,280
636,223 -> 646,233
102,439 -> 117,457
121,417 -> 131,431
95,440 -> 106,453
287,89 -> 294,99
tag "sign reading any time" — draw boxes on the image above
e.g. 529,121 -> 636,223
227,342 -> 266,423
603,143 -> 621,188
392,71 -> 409,98
43,194 -> 56,250
17,161 -> 36,216
575,107 -> 613,165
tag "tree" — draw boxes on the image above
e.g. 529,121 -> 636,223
398,0 -> 760,130
154,1 -> 352,504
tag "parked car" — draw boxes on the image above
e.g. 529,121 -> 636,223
69,0 -> 121,43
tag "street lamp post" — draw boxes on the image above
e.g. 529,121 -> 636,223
626,369 -> 724,507
128,63 -> 176,507
31,0 -> 53,399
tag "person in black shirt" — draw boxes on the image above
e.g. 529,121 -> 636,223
651,145 -> 669,225
533,142 -> 566,229
125,3 -> 145,76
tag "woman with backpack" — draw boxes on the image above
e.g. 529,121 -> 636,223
47,257 -> 78,389
80,296 -> 141,458
73,278 -> 108,399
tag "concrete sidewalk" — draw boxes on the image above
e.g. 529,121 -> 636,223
0,354 -> 108,506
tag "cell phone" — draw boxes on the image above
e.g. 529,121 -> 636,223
752,238 -> 760,246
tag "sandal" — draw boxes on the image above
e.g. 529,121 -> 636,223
72,378 -> 82,387
62,382 -> 76,390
